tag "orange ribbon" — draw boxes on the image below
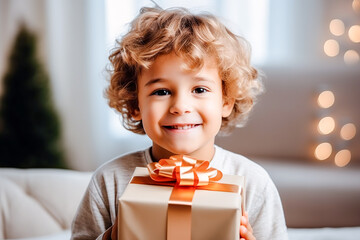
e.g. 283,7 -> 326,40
130,155 -> 238,240
147,155 -> 223,186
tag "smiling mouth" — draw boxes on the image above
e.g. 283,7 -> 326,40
163,124 -> 201,130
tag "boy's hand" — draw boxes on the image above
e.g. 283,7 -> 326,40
240,211 -> 255,240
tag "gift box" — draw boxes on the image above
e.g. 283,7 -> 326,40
118,163 -> 245,240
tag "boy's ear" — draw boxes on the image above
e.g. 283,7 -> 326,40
222,97 -> 235,118
132,109 -> 142,121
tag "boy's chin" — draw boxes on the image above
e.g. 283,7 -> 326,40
154,145 -> 196,157
166,147 -> 194,156
160,145 -> 213,159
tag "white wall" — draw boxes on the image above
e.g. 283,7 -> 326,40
216,64 -> 360,164
216,0 -> 360,166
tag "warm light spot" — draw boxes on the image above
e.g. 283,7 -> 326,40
348,25 -> 360,43
317,90 -> 335,108
324,39 -> 339,57
334,149 -> 351,167
340,123 -> 357,140
318,116 -> 335,135
353,0 -> 360,12
344,50 -> 359,64
315,142 -> 332,160
330,19 -> 345,36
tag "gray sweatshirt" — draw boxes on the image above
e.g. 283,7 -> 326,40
71,145 -> 288,240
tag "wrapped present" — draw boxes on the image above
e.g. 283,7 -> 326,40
118,155 -> 245,240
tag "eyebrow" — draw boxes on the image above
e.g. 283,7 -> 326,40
144,78 -> 164,87
144,76 -> 216,87
193,76 -> 216,84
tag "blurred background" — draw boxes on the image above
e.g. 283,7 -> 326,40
1,0 -> 360,239
1,0 -> 359,171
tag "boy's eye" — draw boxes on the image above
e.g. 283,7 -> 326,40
193,87 -> 209,94
151,89 -> 171,96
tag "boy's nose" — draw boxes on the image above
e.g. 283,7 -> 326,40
169,94 -> 191,115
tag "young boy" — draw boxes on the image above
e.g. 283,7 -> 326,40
71,6 -> 288,240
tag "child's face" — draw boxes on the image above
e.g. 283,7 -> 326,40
133,52 -> 234,161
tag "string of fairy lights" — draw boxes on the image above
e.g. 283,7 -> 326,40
314,1 -> 359,167
323,0 -> 360,64
314,89 -> 357,167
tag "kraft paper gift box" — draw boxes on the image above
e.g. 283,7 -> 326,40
118,167 -> 245,240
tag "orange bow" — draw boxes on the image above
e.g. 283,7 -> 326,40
147,155 -> 223,186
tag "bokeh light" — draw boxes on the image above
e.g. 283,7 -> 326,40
324,39 -> 339,57
318,116 -> 335,135
353,0 -> 360,12
340,123 -> 357,140
329,19 -> 345,36
348,25 -> 360,43
334,149 -> 351,167
314,142 -> 332,160
344,50 -> 359,64
317,90 -> 335,108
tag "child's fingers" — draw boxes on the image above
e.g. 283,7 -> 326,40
241,215 -> 247,226
240,225 -> 256,240
240,211 -> 255,239
242,211 -> 253,233
242,212 -> 253,232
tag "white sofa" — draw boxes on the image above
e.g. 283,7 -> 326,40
1,160 -> 360,240
0,168 -> 92,240
255,159 -> 360,240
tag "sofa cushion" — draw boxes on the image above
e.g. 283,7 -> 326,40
254,159 -> 360,228
0,168 -> 92,239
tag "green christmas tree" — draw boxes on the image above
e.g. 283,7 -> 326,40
0,25 -> 66,168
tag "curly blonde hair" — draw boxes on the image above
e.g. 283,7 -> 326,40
106,7 -> 263,134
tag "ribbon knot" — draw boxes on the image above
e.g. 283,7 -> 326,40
147,155 -> 223,186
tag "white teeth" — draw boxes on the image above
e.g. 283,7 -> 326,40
171,125 -> 195,130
